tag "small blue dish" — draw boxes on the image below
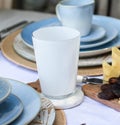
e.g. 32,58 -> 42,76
80,24 -> 118,49
0,94 -> 23,125
81,24 -> 106,42
0,78 -> 12,103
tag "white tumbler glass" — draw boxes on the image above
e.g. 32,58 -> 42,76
32,26 -> 84,109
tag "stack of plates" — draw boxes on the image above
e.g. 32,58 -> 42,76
13,15 -> 120,67
0,77 -> 55,125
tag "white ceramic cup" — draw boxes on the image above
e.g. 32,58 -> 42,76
32,26 -> 80,98
56,0 -> 95,37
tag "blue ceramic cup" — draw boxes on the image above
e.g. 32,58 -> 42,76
56,0 -> 95,37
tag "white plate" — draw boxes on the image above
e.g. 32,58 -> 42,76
0,94 -> 23,125
81,24 -> 106,42
21,15 -> 120,58
13,37 -> 112,67
78,53 -> 111,67
13,34 -> 35,62
2,78 -> 41,125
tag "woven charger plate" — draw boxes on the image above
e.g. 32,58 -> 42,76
1,30 -> 103,76
1,30 -> 37,71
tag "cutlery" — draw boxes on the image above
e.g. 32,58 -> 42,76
47,108 -> 55,125
0,20 -> 28,40
39,97 -> 55,125
77,75 -> 103,85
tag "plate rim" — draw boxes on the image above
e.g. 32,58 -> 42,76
0,78 -> 12,103
13,34 -> 35,62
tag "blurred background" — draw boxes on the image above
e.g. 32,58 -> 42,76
0,0 -> 120,18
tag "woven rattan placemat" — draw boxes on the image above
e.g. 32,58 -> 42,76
1,30 -> 37,71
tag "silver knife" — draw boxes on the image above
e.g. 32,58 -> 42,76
0,20 -> 28,40
77,75 -> 103,85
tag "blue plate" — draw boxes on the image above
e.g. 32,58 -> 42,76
4,78 -> 41,125
22,17 -> 110,49
21,17 -> 60,49
21,17 -> 107,48
21,16 -> 118,49
0,94 -> 23,125
21,15 -> 120,57
0,78 -> 11,103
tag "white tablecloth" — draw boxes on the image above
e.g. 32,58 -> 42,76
0,9 -> 120,125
